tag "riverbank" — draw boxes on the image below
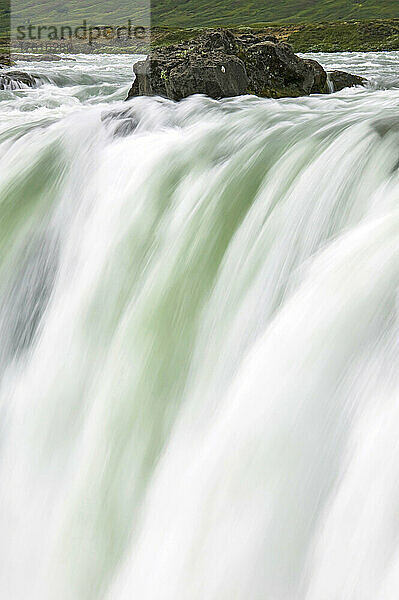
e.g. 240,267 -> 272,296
151,19 -> 399,53
1,19 -> 399,56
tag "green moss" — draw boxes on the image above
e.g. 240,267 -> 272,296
150,27 -> 200,49
258,86 -> 303,99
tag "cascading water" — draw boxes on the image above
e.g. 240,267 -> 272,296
0,51 -> 399,600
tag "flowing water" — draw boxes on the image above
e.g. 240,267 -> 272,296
0,51 -> 399,599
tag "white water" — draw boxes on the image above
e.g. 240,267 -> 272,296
0,52 -> 399,599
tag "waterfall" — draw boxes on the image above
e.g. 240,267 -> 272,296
0,52 -> 399,600
326,71 -> 334,93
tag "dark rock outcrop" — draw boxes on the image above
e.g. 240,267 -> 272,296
304,58 -> 329,94
127,30 -> 364,102
130,50 -> 249,101
328,70 -> 368,92
0,71 -> 43,90
0,55 -> 15,67
239,40 -> 328,98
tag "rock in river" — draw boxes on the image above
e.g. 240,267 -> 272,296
328,70 -> 368,92
127,30 -> 367,102
0,71 -> 44,90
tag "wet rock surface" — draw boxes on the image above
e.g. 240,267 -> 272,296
328,70 -> 368,92
0,71 -> 44,90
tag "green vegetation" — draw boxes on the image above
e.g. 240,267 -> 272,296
151,0 -> 398,28
0,0 -> 397,31
2,20 -> 399,54
151,20 -> 399,52
0,0 -> 398,54
0,0 -> 10,40
285,19 -> 399,51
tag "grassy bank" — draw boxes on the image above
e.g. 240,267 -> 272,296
1,0 -> 398,55
1,19 -> 399,55
1,0 -> 398,30
152,0 -> 398,27
151,20 -> 399,52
